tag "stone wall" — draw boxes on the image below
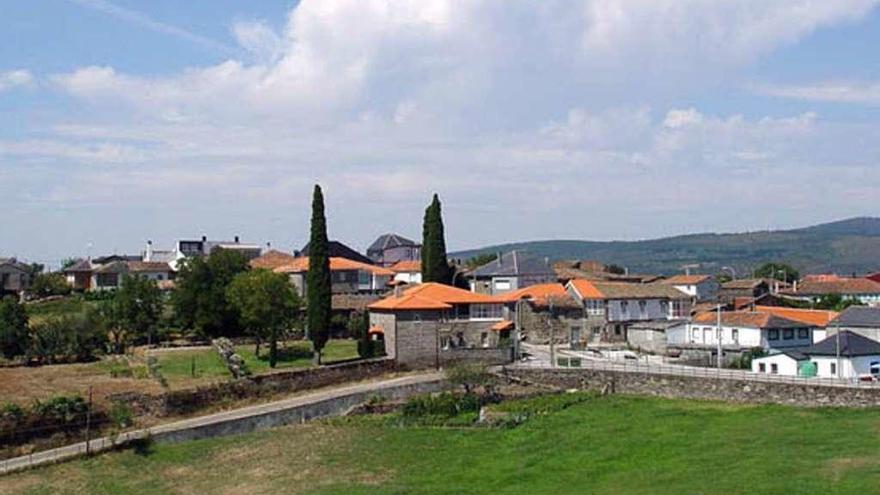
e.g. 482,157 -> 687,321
518,303 -> 585,345
501,367 -> 880,408
439,347 -> 513,366
111,358 -> 397,417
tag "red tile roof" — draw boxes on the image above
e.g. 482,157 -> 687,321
368,283 -> 499,311
274,257 -> 394,276
388,260 -> 421,273
249,249 -> 298,270
568,279 -> 688,300
661,274 -> 711,285
491,320 -> 514,331
785,278 -> 880,296
753,306 -> 839,328
494,283 -> 577,307
692,311 -> 808,329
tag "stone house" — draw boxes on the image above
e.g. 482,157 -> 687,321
566,279 -> 692,344
470,250 -> 556,295
368,283 -> 509,368
493,283 -> 585,346
366,233 -> 421,267
0,258 -> 30,296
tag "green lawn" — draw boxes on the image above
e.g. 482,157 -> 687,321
25,296 -> 95,323
154,339 -> 359,387
6,393 -> 880,494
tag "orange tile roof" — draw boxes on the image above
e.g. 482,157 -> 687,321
368,282 -> 500,311
753,306 -> 839,328
692,311 -> 807,329
568,279 -> 605,299
491,320 -> 514,331
274,257 -> 394,276
661,274 -> 711,285
368,325 -> 385,335
495,283 -> 577,307
389,260 -> 421,273
785,278 -> 880,296
249,249 -> 298,270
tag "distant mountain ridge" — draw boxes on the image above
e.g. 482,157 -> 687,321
451,217 -> 880,276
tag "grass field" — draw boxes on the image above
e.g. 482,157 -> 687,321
5,393 -> 880,494
154,339 -> 360,387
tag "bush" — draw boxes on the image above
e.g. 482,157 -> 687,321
445,363 -> 493,394
33,395 -> 89,426
28,309 -> 108,364
402,392 -> 483,419
28,273 -> 72,298
0,296 -> 29,359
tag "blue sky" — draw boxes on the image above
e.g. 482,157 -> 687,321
2,0 -> 880,266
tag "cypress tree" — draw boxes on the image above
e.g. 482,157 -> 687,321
307,184 -> 331,363
421,194 -> 452,284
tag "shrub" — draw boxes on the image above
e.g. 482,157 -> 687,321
33,395 -> 89,426
28,308 -> 108,364
28,273 -> 72,298
401,392 -> 482,419
0,296 -> 29,359
445,363 -> 492,394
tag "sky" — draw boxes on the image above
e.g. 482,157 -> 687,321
2,0 -> 880,266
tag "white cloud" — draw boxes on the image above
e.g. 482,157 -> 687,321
7,0 -> 880,258
0,69 -> 33,91
754,81 -> 880,104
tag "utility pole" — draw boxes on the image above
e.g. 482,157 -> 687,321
835,317 -> 841,379
549,299 -> 555,368
85,385 -> 93,455
716,300 -> 723,369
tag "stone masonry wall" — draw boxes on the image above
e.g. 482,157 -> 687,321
519,304 -> 585,345
502,367 -> 880,408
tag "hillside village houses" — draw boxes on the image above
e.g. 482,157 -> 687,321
659,274 -> 719,302
780,277 -> 880,306
825,306 -> 880,341
751,331 -> 880,380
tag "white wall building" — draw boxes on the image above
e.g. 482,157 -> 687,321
751,331 -> 880,380
667,311 -> 815,351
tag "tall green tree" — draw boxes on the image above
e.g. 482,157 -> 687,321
754,262 -> 799,284
421,193 -> 453,283
307,184 -> 332,363
105,274 -> 163,351
227,269 -> 301,368
0,296 -> 29,359
172,249 -> 249,338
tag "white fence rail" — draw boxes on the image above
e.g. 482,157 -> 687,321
514,354 -> 880,390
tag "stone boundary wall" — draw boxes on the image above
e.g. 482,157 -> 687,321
111,358 -> 397,417
501,367 -> 880,408
0,374 -> 444,477
440,347 -> 513,366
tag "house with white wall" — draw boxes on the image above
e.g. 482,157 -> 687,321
751,331 -> 880,380
826,306 -> 880,341
389,260 -> 422,285
659,274 -> 719,302
667,311 -> 816,352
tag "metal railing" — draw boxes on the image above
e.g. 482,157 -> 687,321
513,352 -> 880,389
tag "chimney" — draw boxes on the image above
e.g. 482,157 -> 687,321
394,284 -> 402,297
234,235 -> 240,244
201,235 -> 207,242
145,240 -> 153,261
496,252 -> 502,265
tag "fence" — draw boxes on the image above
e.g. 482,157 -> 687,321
514,353 -> 880,390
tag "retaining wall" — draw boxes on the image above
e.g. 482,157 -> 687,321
502,367 -> 880,408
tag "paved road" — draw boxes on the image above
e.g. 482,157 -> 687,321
0,372 -> 444,476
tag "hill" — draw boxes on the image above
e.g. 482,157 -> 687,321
451,217 -> 880,276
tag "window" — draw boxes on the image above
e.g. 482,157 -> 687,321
470,304 -> 502,320
480,332 -> 489,348
456,332 -> 466,347
585,299 -> 605,316
731,329 -> 739,343
671,300 -> 688,318
798,329 -> 808,339
358,271 -> 370,285
620,301 -> 629,317
771,363 -> 778,374
614,325 -> 623,336
691,328 -> 699,343
783,329 -> 794,340
759,363 -> 766,373
493,279 -> 512,291
660,301 -> 669,315
830,362 -> 837,376
591,326 -> 602,336
638,300 -> 647,317
441,336 -> 451,350
768,329 -> 779,341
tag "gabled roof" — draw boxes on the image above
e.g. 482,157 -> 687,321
754,306 -> 839,328
497,283 -> 579,308
299,240 -> 374,265
93,260 -> 130,274
472,250 -> 555,278
830,306 -> 880,328
721,278 -> 770,290
62,259 -> 93,273
274,257 -> 394,276
784,278 -> 880,296
692,311 -> 809,329
568,279 -> 689,300
127,261 -> 173,273
368,282 -> 499,311
389,260 -> 421,273
367,233 -> 419,253
249,250 -> 298,270
802,331 -> 880,357
0,258 -> 29,272
661,274 -> 712,285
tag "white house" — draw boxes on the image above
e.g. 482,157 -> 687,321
751,331 -> 880,380
667,311 -> 816,351
389,260 -> 422,285
659,274 -> 719,302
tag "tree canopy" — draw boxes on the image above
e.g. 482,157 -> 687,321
227,269 -> 301,368
173,249 -> 249,338
307,184 -> 332,362
421,194 -> 453,284
753,262 -> 799,283
0,296 -> 29,359
105,274 -> 163,351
